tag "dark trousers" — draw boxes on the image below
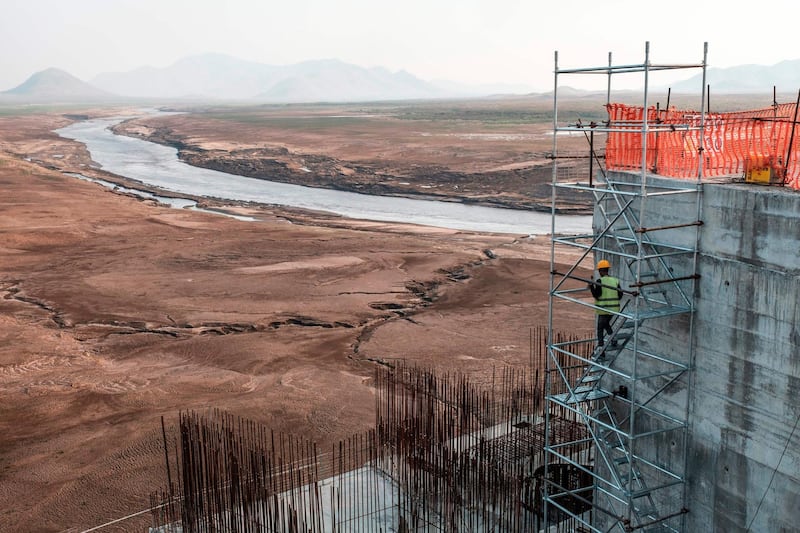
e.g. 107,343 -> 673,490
596,314 -> 613,346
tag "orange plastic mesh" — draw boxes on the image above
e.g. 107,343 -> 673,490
605,103 -> 800,190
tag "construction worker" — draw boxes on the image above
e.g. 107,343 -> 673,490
589,259 -> 623,348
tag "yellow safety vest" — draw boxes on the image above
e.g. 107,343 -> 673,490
595,275 -> 621,315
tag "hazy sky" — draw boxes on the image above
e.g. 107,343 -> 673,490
2,0 -> 798,92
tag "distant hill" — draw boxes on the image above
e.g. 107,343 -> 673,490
2,68 -> 114,101
255,60 -> 444,102
668,60 -> 800,94
90,53 -> 449,102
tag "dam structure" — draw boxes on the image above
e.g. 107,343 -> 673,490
545,43 -> 800,532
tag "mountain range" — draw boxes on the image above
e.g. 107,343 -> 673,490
2,54 -> 799,103
668,59 -> 800,94
0,53 -> 533,103
89,54 -> 455,101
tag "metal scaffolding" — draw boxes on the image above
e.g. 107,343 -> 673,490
544,42 -> 708,532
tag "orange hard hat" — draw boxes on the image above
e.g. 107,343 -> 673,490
597,259 -> 611,269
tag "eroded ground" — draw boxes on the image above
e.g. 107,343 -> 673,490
0,107 -> 593,532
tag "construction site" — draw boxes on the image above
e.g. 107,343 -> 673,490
148,43 -> 800,532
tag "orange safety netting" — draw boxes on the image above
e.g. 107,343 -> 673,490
605,103 -> 800,190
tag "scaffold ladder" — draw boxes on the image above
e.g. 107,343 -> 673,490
545,42 -> 706,533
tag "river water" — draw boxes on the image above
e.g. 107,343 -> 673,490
56,115 -> 591,235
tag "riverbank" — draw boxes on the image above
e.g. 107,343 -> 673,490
0,110 -> 593,531
57,115 -> 592,235
111,107 -> 594,214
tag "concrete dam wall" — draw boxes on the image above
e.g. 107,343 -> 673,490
608,172 -> 800,532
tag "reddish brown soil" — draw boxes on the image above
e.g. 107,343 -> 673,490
0,110 -> 592,532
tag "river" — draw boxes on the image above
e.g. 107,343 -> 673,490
56,115 -> 591,235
